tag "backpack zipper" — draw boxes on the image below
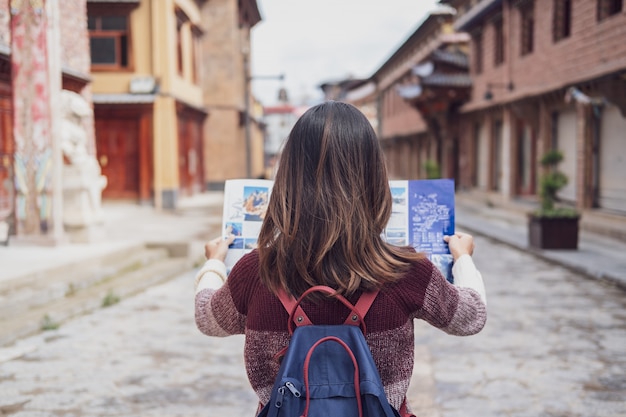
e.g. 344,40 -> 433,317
285,381 -> 301,397
275,381 -> 301,409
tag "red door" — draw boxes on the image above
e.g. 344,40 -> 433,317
95,118 -> 140,199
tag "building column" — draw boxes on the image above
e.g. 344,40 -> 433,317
10,0 -> 63,244
501,107 -> 514,199
575,103 -> 594,210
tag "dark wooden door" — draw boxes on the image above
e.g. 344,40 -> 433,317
95,118 -> 140,199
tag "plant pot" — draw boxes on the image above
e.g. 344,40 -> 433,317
528,215 -> 580,250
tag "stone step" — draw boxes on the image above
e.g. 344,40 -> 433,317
0,244 -> 168,318
0,247 -> 194,347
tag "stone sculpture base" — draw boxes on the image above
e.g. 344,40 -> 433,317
62,164 -> 107,243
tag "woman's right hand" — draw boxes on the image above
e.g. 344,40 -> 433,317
204,234 -> 236,262
443,232 -> 475,261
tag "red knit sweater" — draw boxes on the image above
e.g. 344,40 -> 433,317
195,250 -> 486,409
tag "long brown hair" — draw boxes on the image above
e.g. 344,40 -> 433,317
258,101 -> 423,297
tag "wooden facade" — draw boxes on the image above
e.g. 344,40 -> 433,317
88,0 -> 209,208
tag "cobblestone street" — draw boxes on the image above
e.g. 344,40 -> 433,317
0,269 -> 258,417
1,235 -> 625,416
415,236 -> 626,417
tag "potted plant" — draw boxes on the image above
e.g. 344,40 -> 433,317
528,149 -> 580,249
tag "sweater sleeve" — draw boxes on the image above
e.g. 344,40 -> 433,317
452,254 -> 487,305
414,260 -> 487,336
194,250 -> 262,337
194,254 -> 259,337
194,284 -> 246,337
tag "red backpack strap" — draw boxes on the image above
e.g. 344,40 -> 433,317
343,289 -> 379,325
276,286 -> 380,332
276,287 -> 313,327
399,398 -> 416,417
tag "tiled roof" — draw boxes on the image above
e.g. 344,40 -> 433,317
431,49 -> 469,69
421,73 -> 472,88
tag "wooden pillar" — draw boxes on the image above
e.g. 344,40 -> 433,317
10,0 -> 63,243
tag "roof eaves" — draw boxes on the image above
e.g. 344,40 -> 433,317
454,0 -> 503,31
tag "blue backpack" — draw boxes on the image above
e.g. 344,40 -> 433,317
257,285 -> 412,417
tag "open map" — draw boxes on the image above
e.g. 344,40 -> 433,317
222,178 -> 456,282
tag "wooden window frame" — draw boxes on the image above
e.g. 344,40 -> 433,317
175,9 -> 186,77
191,26 -> 203,85
597,0 -> 623,21
519,1 -> 535,56
472,29 -> 483,74
553,0 -> 572,42
493,15 -> 505,66
87,1 -> 140,72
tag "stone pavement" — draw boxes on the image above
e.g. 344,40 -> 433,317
1,236 -> 624,416
0,190 -> 625,416
413,235 -> 626,417
0,269 -> 260,417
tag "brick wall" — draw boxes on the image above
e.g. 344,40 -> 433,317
466,0 -> 626,110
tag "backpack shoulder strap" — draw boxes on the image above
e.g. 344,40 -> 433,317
276,288 -> 313,326
276,286 -> 380,330
343,289 -> 379,325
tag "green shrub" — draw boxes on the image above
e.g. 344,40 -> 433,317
536,150 -> 578,217
41,314 -> 60,331
424,160 -> 441,179
102,290 -> 120,307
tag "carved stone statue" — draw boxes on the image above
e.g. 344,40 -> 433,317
60,90 -> 107,240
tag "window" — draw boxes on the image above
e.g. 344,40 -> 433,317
88,15 -> 130,69
493,16 -> 505,66
520,1 -> 535,56
553,0 -> 572,42
88,15 -> 129,69
472,29 -> 483,74
176,16 -> 184,76
597,0 -> 623,21
192,29 -> 202,84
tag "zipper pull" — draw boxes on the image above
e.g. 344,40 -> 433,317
275,386 -> 285,408
285,381 -> 301,397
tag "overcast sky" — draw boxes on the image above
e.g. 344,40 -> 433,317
250,0 -> 441,107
